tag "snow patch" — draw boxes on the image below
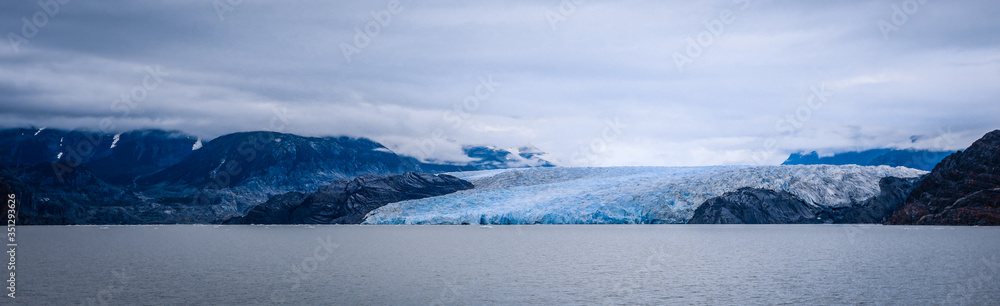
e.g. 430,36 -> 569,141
373,147 -> 394,153
192,139 -> 203,150
110,133 -> 121,149
56,152 -> 63,159
34,127 -> 46,136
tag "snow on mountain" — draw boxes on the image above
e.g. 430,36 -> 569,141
362,165 -> 927,225
110,133 -> 121,149
457,145 -> 556,169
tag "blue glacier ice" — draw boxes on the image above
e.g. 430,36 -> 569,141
362,165 -> 928,224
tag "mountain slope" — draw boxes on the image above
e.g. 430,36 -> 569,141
227,172 -> 473,224
687,176 -> 923,224
889,130 -> 1000,225
783,149 -> 953,171
687,188 -> 824,224
0,128 -> 197,184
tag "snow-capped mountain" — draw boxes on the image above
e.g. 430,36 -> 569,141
461,145 -> 555,168
362,165 -> 928,225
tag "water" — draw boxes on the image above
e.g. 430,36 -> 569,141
15,225 -> 1000,305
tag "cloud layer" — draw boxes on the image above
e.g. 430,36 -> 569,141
2,0 -> 998,166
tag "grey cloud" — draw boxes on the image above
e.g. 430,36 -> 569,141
0,0 -> 997,166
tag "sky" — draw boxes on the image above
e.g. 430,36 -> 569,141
1,0 -> 998,166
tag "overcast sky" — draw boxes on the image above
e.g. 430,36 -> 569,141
1,0 -> 998,166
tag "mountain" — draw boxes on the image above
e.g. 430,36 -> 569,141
226,172 -> 473,224
461,145 -> 555,168
687,188 -> 827,224
362,165 -> 927,225
0,128 -> 115,166
0,128 -> 553,224
137,131 -> 427,188
0,128 -> 198,184
783,148 -> 954,171
688,176 -> 922,224
419,145 -> 556,172
0,163 -> 220,224
78,130 -> 198,185
888,130 -> 1000,225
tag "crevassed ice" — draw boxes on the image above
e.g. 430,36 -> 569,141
363,165 -> 927,225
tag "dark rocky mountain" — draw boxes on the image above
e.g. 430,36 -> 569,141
81,130 -> 198,185
688,176 -> 922,224
226,172 -> 473,224
0,128 -> 197,184
0,128 -> 115,166
0,163 -> 220,225
783,148 -> 954,171
137,131 -> 427,189
687,187 -> 824,224
839,176 -> 924,223
0,128 -> 545,224
888,130 -> 1000,225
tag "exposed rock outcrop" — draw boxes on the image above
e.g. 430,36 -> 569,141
688,176 -> 923,224
687,187 -> 822,224
889,130 -> 1000,225
227,172 -> 474,224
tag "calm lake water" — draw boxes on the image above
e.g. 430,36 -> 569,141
15,225 -> 1000,305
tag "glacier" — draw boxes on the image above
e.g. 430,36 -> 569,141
362,165 -> 927,225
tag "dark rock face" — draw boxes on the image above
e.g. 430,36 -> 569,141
0,164 -> 211,225
834,176 -> 924,223
0,128 -> 196,184
687,188 -> 824,224
134,131 -> 444,217
889,130 -> 1000,225
228,172 -> 473,224
783,148 -> 954,171
84,130 -> 198,185
688,176 -> 923,224
0,128 -> 114,166
0,128 -> 538,224
223,192 -> 307,225
137,131 -> 425,188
